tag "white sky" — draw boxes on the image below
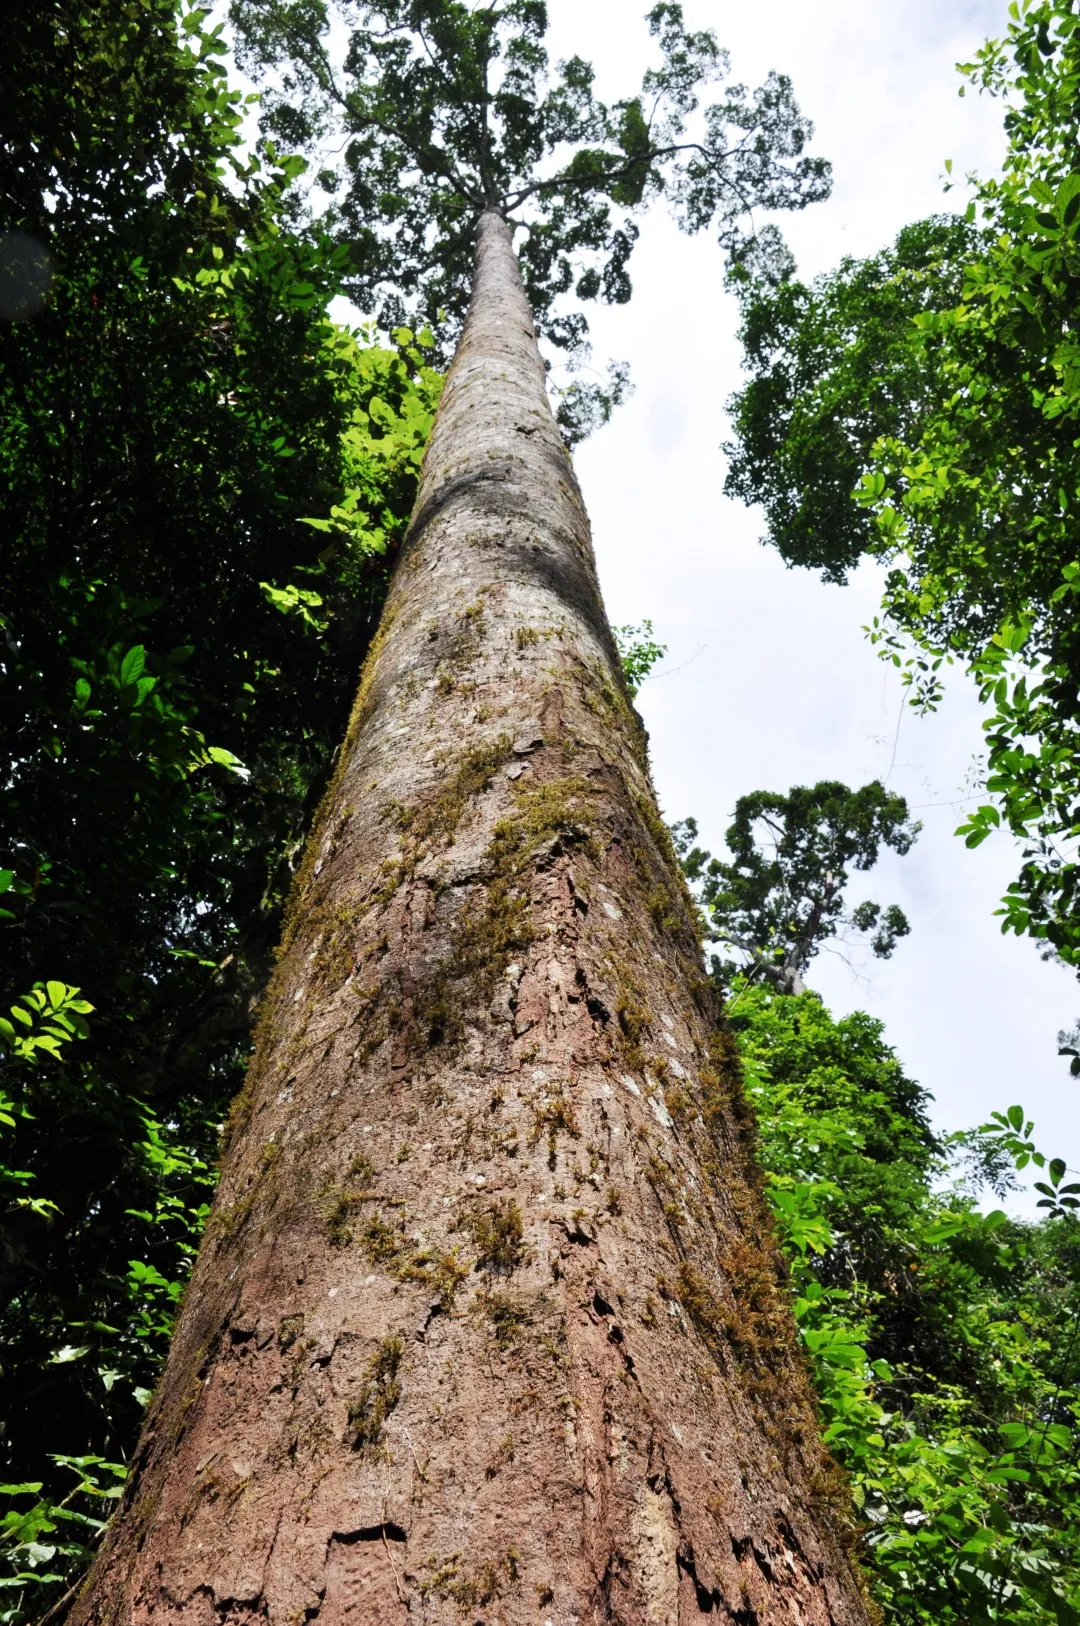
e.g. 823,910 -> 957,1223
542,0 -> 1079,1203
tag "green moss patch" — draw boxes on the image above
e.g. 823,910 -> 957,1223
346,1336 -> 403,1451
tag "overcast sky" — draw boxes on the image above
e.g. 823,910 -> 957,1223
540,0 -> 1078,1204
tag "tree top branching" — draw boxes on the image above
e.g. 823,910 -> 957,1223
230,0 -> 830,433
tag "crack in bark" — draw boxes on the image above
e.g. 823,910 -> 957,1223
678,1545 -> 722,1613
330,1522 -> 408,1545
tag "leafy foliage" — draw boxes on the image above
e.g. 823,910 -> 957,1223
1,1456 -> 127,1618
229,0 -> 831,433
724,0 -> 1080,995
673,781 -> 919,993
737,982 -> 1080,1626
613,619 -> 667,696
0,2 -> 437,1612
673,766 -> 1080,1619
723,213 -> 981,583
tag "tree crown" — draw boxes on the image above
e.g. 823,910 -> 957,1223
674,780 -> 920,993
232,0 -> 830,431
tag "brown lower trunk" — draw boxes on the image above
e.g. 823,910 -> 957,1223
69,212 -> 871,1625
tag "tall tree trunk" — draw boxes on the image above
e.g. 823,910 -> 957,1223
70,212 -> 871,1626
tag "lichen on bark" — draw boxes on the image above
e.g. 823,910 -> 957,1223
69,212 -> 872,1626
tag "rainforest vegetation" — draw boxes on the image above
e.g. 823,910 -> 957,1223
0,0 -> 1078,1621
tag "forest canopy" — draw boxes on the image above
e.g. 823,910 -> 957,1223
0,1 -> 1078,1622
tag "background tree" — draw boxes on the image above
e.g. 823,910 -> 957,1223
673,780 -> 919,994
0,1 -> 437,1612
723,0 -> 1080,1016
723,212 -> 981,583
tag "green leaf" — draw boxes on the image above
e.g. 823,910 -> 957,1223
206,745 -> 248,777
119,645 -> 147,686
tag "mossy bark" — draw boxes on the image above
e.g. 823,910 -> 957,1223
69,212 -> 873,1625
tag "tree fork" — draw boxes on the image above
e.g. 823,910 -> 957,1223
69,212 -> 872,1625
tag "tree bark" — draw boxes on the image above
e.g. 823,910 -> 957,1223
69,211 -> 872,1626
